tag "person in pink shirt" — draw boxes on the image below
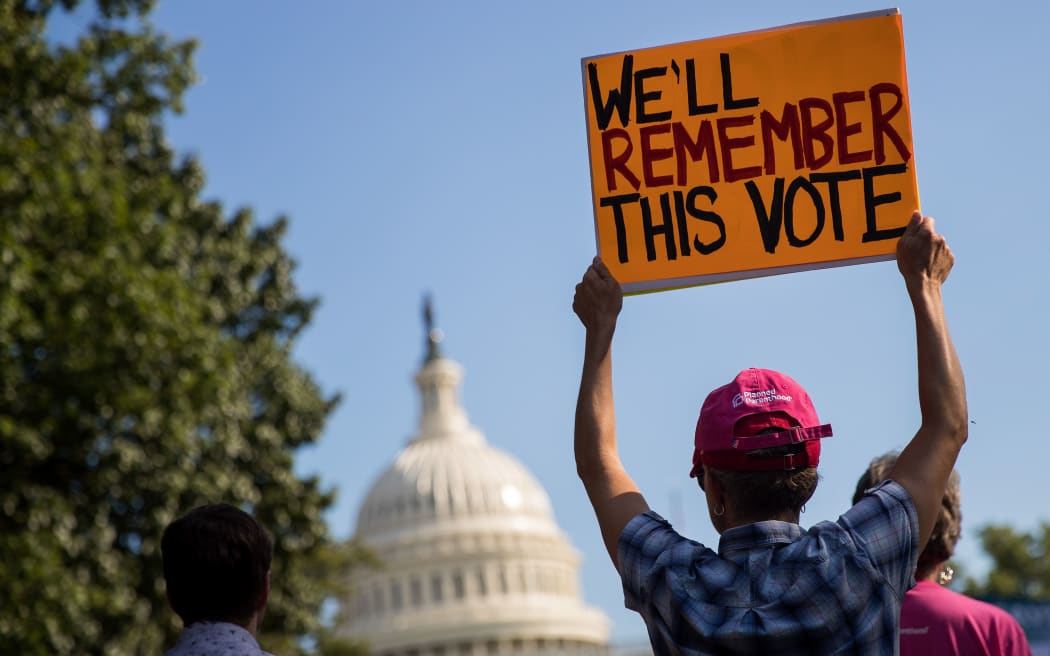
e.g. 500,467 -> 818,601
854,453 -> 1032,656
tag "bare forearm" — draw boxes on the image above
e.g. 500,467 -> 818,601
884,212 -> 965,545
893,277 -> 968,546
908,281 -> 967,440
574,328 -> 620,480
572,257 -> 648,568
573,325 -> 648,568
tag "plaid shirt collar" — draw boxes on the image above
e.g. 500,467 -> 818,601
718,520 -> 803,556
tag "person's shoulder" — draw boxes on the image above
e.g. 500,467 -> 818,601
618,510 -> 714,572
962,596 -> 1031,651
617,509 -> 726,617
911,584 -> 1026,626
854,479 -> 915,512
802,480 -> 920,597
620,510 -> 680,547
927,587 -> 1031,647
802,480 -> 913,541
164,622 -> 273,656
835,479 -> 917,535
964,593 -> 1028,628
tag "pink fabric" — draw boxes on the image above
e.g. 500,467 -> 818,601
900,580 -> 1032,656
690,368 -> 832,475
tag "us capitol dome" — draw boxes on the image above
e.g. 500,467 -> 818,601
339,303 -> 610,656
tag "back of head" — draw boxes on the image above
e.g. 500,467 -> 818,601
161,503 -> 273,626
853,452 -> 961,574
692,369 -> 833,519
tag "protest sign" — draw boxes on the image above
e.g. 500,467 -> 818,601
581,9 -> 918,293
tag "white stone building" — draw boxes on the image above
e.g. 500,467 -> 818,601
340,316 -> 610,656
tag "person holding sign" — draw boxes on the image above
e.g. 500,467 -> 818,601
572,211 -> 967,654
853,453 -> 1032,656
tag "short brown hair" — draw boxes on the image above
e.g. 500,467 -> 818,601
708,445 -> 819,517
852,452 -> 961,574
161,504 -> 273,625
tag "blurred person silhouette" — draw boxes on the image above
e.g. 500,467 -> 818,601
572,212 -> 968,654
854,453 -> 1032,656
161,503 -> 276,656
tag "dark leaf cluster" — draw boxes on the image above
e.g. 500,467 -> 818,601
0,1 -> 365,653
964,523 -> 1050,601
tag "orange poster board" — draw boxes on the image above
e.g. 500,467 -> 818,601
581,9 -> 918,293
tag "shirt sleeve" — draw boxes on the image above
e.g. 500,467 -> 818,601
617,510 -> 720,615
836,480 -> 920,600
618,510 -> 676,612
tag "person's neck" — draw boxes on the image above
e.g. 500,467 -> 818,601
243,614 -> 259,637
916,564 -> 942,583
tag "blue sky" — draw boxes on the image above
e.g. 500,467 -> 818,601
82,0 -> 1050,643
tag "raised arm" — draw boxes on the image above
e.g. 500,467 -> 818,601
573,257 -> 649,570
888,211 -> 968,550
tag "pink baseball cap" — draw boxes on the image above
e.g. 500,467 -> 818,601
689,368 -> 833,476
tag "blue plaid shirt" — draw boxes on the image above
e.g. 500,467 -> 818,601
619,481 -> 919,655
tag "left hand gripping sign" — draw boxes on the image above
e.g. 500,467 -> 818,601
581,9 -> 918,293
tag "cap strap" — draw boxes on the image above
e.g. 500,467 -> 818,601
699,438 -> 823,471
730,423 -> 832,451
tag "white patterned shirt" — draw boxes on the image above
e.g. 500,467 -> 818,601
164,622 -> 275,656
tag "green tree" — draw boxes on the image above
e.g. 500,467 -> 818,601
0,1 -> 363,652
964,523 -> 1050,600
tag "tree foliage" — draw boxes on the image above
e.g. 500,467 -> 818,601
0,0 -> 361,652
964,523 -> 1050,600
